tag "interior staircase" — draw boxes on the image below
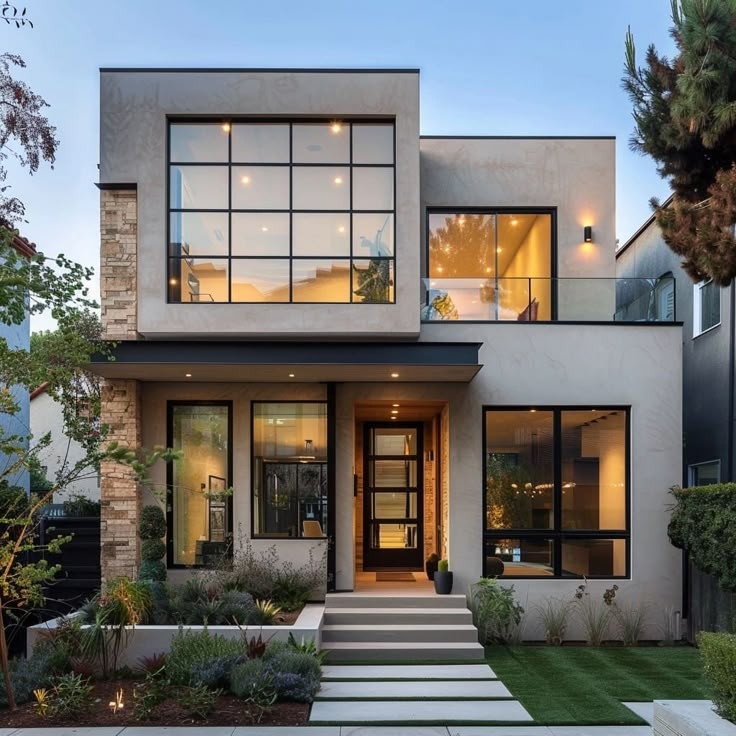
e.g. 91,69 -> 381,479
321,592 -> 485,661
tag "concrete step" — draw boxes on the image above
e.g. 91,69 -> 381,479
317,679 -> 512,699
322,641 -> 485,661
322,663 -> 497,679
321,623 -> 479,643
309,698 -> 533,723
326,593 -> 468,609
324,607 -> 473,625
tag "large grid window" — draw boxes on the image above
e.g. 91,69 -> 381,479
168,120 -> 395,304
483,407 -> 629,579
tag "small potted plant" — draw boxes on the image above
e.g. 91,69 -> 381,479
425,552 -> 440,580
434,558 -> 453,595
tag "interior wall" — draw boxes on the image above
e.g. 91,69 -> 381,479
502,215 -> 552,319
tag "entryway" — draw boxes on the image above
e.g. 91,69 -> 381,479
362,422 -> 423,570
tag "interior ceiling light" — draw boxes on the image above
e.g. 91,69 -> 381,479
331,122 -> 342,133
392,403 -> 400,407
185,373 -> 192,378
221,123 -> 231,132
391,372 -> 400,378
391,410 -> 399,414
511,218 -> 518,226
241,175 -> 251,184
496,247 -> 503,253
288,373 -> 295,378
338,226 -> 346,233
334,176 -> 343,185
261,226 -> 268,232
390,416 -> 397,420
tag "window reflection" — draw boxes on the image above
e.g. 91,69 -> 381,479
170,166 -> 228,210
168,121 -> 395,304
169,212 -> 228,257
231,124 -> 290,163
426,212 -> 552,321
293,123 -> 350,163
353,167 -> 394,210
293,259 -> 351,303
171,403 -> 230,566
353,124 -> 394,164
170,124 -> 229,163
232,213 -> 289,257
293,213 -> 350,257
252,402 -> 328,538
231,166 -> 290,210
231,260 -> 289,302
293,167 -> 350,210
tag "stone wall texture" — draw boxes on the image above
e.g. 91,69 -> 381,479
101,189 -> 138,340
100,378 -> 142,581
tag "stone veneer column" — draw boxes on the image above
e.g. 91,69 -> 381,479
100,187 -> 141,581
100,379 -> 142,582
100,188 -> 137,340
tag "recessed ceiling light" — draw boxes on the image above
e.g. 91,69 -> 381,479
241,175 -> 251,184
221,123 -> 231,132
392,403 -> 400,407
391,372 -> 400,378
169,278 -> 177,285
391,410 -> 398,414
496,247 -> 503,253
288,373 -> 295,378
185,373 -> 192,378
458,217 -> 466,225
261,226 -> 268,232
390,416 -> 397,420
334,176 -> 343,185
530,409 -> 537,413
437,266 -> 443,273
338,226 -> 346,233
511,218 -> 518,226
331,122 -> 342,133
486,267 -> 492,273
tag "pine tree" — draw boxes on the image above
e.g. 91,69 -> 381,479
623,0 -> 736,284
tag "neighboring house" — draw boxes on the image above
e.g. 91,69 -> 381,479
30,383 -> 101,502
617,200 -> 727,487
0,230 -> 37,493
90,69 -> 683,629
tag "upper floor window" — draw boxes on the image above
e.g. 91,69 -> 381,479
689,460 -> 720,487
168,120 -> 395,304
693,279 -> 720,336
425,210 -> 553,321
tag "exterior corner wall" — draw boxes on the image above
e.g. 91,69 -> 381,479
100,378 -> 142,581
100,189 -> 138,340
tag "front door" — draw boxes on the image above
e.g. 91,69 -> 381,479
363,423 -> 423,570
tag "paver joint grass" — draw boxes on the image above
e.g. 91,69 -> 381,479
485,644 -> 711,726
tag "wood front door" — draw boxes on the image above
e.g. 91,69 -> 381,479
363,423 -> 423,570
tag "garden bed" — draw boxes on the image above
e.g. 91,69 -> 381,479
28,603 -> 324,666
0,678 -> 309,728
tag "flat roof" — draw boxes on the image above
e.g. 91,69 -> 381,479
100,67 -> 420,74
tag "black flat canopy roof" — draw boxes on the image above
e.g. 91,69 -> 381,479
90,340 -> 482,383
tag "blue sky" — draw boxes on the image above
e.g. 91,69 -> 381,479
8,0 -> 675,330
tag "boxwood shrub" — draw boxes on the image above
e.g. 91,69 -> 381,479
698,631 -> 736,722
668,484 -> 736,590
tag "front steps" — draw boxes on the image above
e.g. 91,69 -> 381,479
321,592 -> 484,661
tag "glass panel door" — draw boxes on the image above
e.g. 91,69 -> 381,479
363,423 -> 423,570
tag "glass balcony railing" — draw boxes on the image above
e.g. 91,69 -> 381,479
420,276 -> 676,323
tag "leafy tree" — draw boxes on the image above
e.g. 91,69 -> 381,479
623,0 -> 736,285
429,214 -> 495,277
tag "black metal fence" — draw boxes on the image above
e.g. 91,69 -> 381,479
6,509 -> 101,656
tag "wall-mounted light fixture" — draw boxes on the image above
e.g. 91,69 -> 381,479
584,226 -> 593,243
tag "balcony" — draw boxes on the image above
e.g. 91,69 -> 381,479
421,276 -> 676,323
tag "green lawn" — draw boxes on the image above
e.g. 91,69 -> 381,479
486,645 -> 711,726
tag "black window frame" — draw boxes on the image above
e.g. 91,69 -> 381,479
166,400 -> 234,570
482,405 -> 631,580
250,399 -> 331,541
167,117 -> 397,305
425,207 -> 558,320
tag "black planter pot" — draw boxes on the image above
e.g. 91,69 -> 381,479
434,570 -> 453,595
425,555 -> 439,581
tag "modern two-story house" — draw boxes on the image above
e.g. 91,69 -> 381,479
91,68 -> 684,635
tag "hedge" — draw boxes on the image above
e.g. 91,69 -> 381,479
698,631 -> 736,723
669,484 -> 736,591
